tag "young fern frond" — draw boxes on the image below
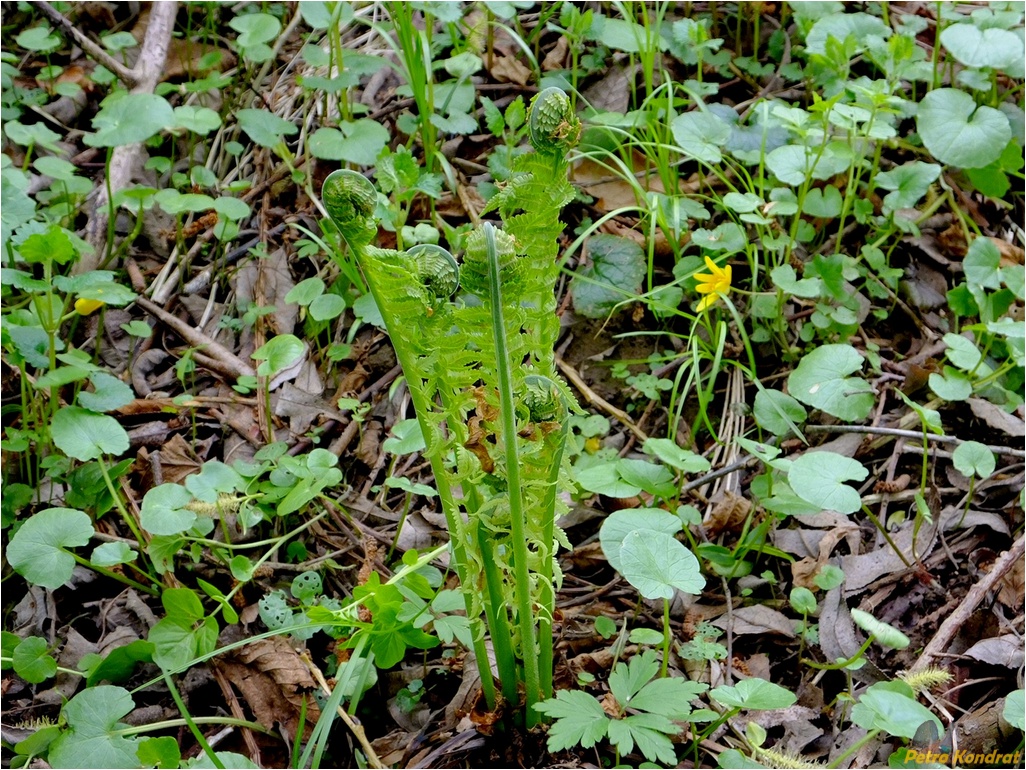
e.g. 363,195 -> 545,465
320,87 -> 580,723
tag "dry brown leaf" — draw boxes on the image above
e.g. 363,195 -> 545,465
216,636 -> 321,741
962,635 -> 1025,668
488,54 -> 531,85
153,433 -> 204,485
571,155 -> 667,213
703,490 -> 751,538
536,35 -> 566,70
712,605 -> 795,639
997,552 -> 1024,608
968,397 -> 1026,438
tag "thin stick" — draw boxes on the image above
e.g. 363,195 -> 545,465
300,653 -> 384,769
806,424 -> 1026,459
30,0 -> 139,87
910,533 -> 1025,674
555,355 -> 649,441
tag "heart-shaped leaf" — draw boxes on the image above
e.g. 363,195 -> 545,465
710,678 -> 797,710
788,451 -> 869,515
917,88 -> 1011,169
599,509 -> 683,573
47,686 -> 140,768
51,407 -> 129,461
619,531 -> 704,600
6,508 -> 93,589
788,344 -> 874,422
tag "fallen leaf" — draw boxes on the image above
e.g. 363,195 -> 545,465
962,635 -> 1025,668
488,54 -> 531,85
968,397 -> 1025,438
712,605 -> 795,639
216,636 -> 320,741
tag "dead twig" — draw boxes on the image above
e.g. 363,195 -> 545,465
910,533 -> 1025,673
806,424 -> 1026,460
30,1 -> 139,87
135,296 -> 256,381
555,355 -> 648,441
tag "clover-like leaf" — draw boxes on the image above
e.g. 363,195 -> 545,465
51,407 -> 129,461
6,508 -> 93,589
788,451 -> 869,515
788,344 -> 875,422
619,531 -> 704,600
917,88 -> 1011,169
47,686 -> 140,768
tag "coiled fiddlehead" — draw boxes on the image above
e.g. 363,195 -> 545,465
322,169 -> 378,246
407,244 -> 460,298
522,374 -> 566,423
529,87 -> 581,155
460,225 -> 520,298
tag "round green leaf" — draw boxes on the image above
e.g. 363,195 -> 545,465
79,372 -> 134,413
90,541 -> 137,568
642,438 -> 711,473
928,368 -> 973,401
570,234 -> 645,318
1004,690 -> 1025,731
173,105 -> 222,135
942,333 -> 982,371
6,508 -> 94,589
753,388 -> 808,436
252,334 -> 305,376
789,587 -> 818,615
85,93 -> 174,147
140,483 -> 196,536
941,24 -> 1023,71
917,88 -> 1011,169
787,344 -> 874,422
51,407 -> 129,461
237,109 -> 298,148
309,293 -> 346,321
788,451 -> 869,514
600,509 -> 683,573
212,196 -> 250,221
48,686 -> 140,769
576,462 -> 639,498
285,277 -> 325,305
671,111 -> 731,164
619,530 -> 704,600
851,681 -> 941,739
952,440 -> 996,479
709,678 -> 797,710
12,636 -> 57,683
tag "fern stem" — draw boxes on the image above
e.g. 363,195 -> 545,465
484,223 -> 542,725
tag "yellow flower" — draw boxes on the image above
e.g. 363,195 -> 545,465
694,256 -> 732,311
74,298 -> 104,315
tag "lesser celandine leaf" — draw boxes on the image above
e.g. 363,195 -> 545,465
85,93 -> 174,147
788,344 -> 875,421
851,681 -> 942,739
48,686 -> 140,768
710,678 -> 797,710
600,509 -> 682,573
788,451 -> 869,514
140,483 -> 196,536
7,508 -> 93,589
1004,690 -> 1025,731
916,88 -> 1011,169
619,530 -> 704,600
952,441 -> 996,479
51,407 -> 129,461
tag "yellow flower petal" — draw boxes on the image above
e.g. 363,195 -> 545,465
75,298 -> 104,315
696,293 -> 719,311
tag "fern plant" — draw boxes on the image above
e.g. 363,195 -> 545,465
321,87 -> 581,724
